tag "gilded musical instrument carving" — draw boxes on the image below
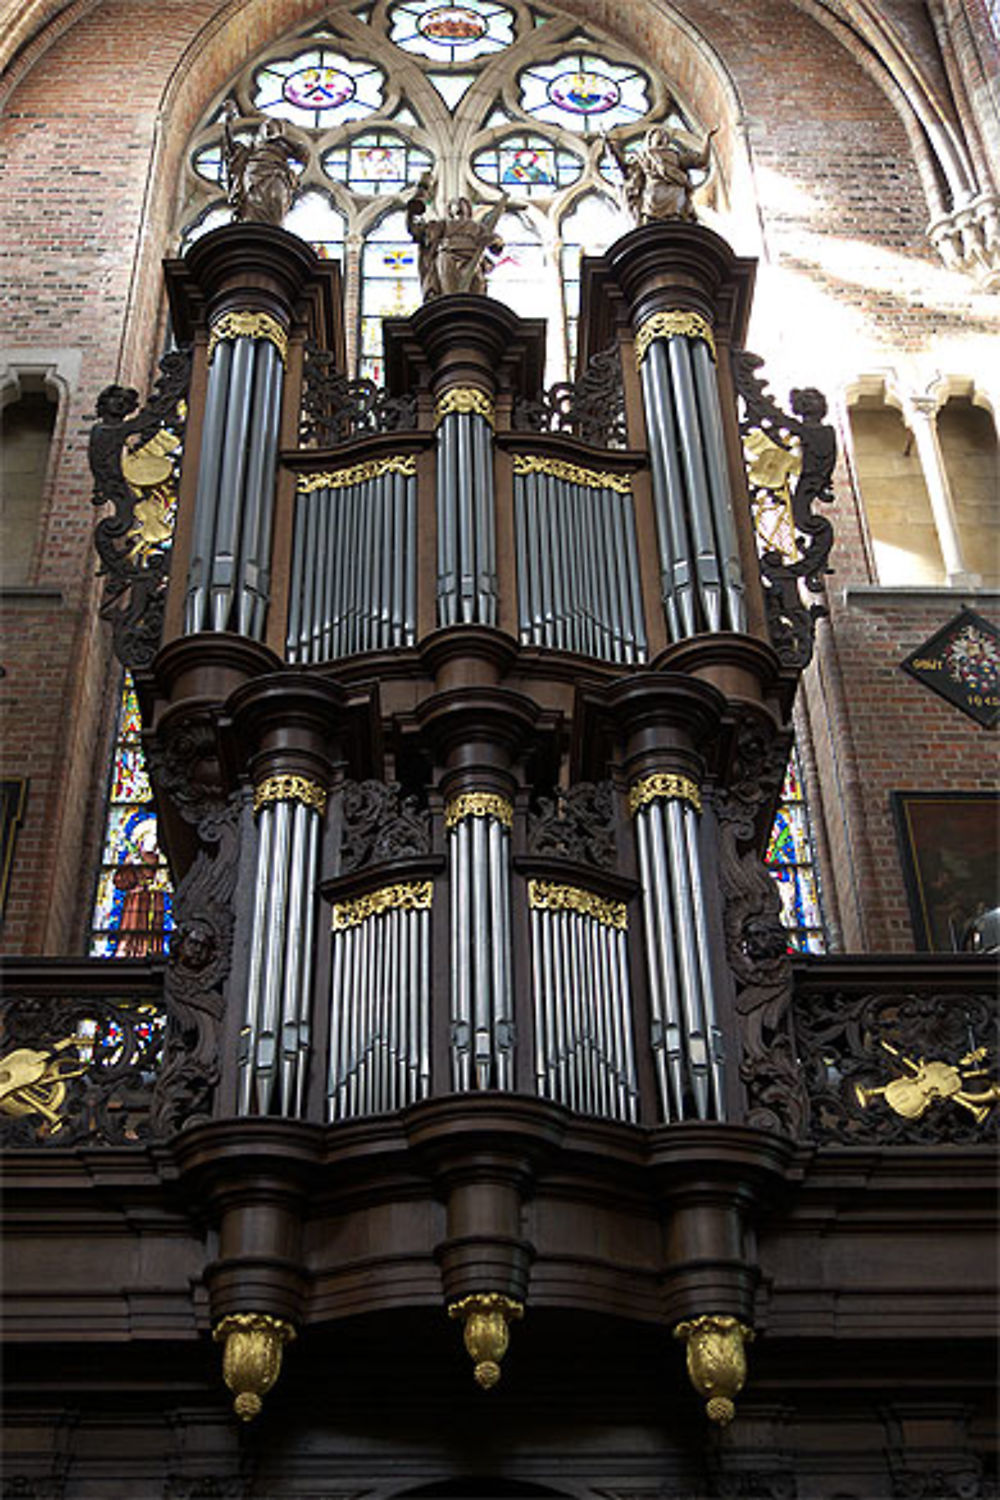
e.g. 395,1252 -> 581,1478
855,1042 -> 1000,1125
0,1036 -> 88,1132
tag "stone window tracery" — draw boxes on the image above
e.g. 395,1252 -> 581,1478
176,0 -> 713,380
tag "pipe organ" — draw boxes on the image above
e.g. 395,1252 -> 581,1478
94,213 -> 834,1418
147,217 -> 788,1132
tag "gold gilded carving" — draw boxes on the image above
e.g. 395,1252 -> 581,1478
0,1037 -> 88,1133
213,1313 -> 296,1422
673,1315 -> 754,1426
120,424 -> 182,562
527,879 -> 627,930
855,1042 -> 1000,1125
297,454 -> 418,492
511,454 -> 632,494
434,388 -> 496,427
448,1294 -> 524,1390
628,773 -> 702,816
444,792 -> 514,830
253,775 -> 328,816
332,880 -> 434,930
207,311 -> 288,365
634,310 -> 716,367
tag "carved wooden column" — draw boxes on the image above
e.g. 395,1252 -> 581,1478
603,675 -> 729,1123
588,223 -> 764,643
383,296 -> 544,637
162,225 -> 340,644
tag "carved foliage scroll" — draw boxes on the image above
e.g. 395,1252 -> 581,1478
300,344 -> 416,446
339,780 -> 431,874
146,719 -> 241,1134
89,349 -> 191,672
513,343 -> 627,450
712,716 -> 806,1137
528,781 -> 617,869
732,351 -> 835,670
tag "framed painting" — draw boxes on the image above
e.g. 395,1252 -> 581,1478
891,791 -> 1000,951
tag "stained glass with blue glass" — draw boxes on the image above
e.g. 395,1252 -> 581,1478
766,752 -> 825,953
91,676 -> 173,959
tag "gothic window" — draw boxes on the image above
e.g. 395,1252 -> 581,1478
177,0 -> 714,380
766,750 -> 826,954
0,370 -> 58,587
90,674 -> 174,959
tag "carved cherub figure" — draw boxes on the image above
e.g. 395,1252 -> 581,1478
405,173 -> 510,299
602,125 -> 717,225
222,101 -> 307,226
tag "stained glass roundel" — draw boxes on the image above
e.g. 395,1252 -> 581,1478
253,49 -> 385,129
519,53 -> 650,132
389,0 -> 515,63
547,70 -> 620,115
419,6 -> 487,42
284,65 -> 356,111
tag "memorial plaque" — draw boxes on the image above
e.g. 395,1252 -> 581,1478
901,607 -> 1000,728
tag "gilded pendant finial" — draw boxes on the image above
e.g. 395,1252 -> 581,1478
213,1313 -> 296,1421
673,1315 -> 754,1426
448,1294 -> 524,1390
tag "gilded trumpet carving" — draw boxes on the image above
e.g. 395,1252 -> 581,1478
856,1041 -> 1000,1125
448,1294 -> 524,1390
673,1315 -> 754,1426
213,1313 -> 296,1421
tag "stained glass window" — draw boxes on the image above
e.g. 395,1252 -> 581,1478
559,192 -> 620,366
425,71 -> 477,109
389,0 -> 516,62
323,130 -> 433,195
518,53 -> 650,132
359,210 -> 422,381
91,675 -> 173,959
472,132 -> 582,198
178,0 -> 714,382
253,48 -> 386,129
283,190 -> 347,260
766,750 -> 825,954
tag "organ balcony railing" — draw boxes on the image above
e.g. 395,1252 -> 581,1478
2,953 -> 997,1148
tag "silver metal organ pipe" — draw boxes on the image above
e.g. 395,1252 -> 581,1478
437,415 -> 457,626
210,336 -> 256,632
239,799 -> 274,1116
664,795 -> 711,1120
455,414 -> 475,623
691,338 -> 746,632
514,475 -> 531,643
185,338 -> 232,633
636,804 -> 683,1121
404,471 -> 417,646
641,341 -> 689,639
526,884 -> 637,1123
450,816 -> 472,1090
286,494 -> 306,663
666,335 -> 722,632
682,800 -> 726,1119
237,339 -> 281,639
255,796 -> 292,1115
